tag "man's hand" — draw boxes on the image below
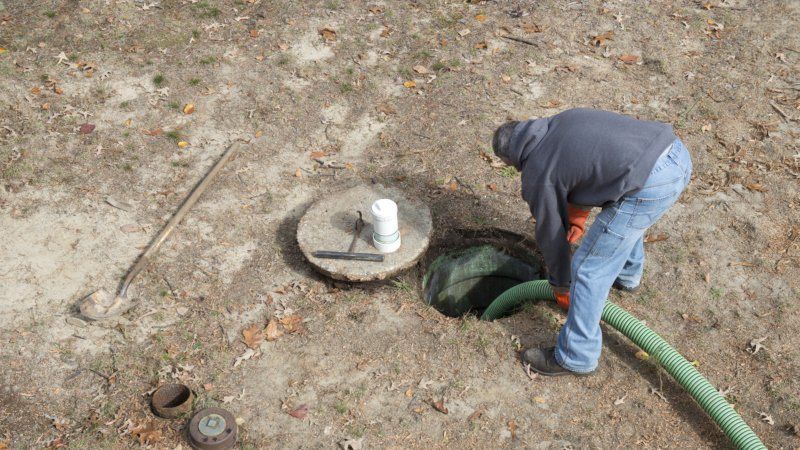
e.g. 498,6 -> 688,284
566,204 -> 591,244
551,284 -> 570,310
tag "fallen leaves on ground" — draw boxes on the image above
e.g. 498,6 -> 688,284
249,29 -> 259,38
475,13 -> 487,22
747,336 -> 767,354
467,406 -> 485,422
0,47 -> 6,54
508,419 -> 518,439
288,404 -> 309,419
430,398 -> 448,414
635,350 -> 649,360
177,141 -> 189,148
233,348 -> 256,367
319,28 -> 337,42
142,128 -> 163,136
376,103 -> 396,115
266,319 -> 284,341
746,183 -> 767,192
618,54 -> 640,64
613,395 -> 627,405
644,233 -> 668,243
486,183 -> 497,191
310,151 -> 329,159
521,22 -> 542,33
758,412 -> 774,425
412,65 -> 428,74
130,422 -> 163,445
591,30 -> 614,47
279,315 -> 303,333
78,123 -> 95,134
242,324 -> 264,349
294,169 -> 303,178
183,103 -> 195,115
403,80 -> 416,88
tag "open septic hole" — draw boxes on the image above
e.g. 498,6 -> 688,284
422,230 -> 545,318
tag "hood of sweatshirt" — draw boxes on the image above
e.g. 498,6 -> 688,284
506,118 -> 550,170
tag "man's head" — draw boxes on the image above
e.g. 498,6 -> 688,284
492,121 -> 520,167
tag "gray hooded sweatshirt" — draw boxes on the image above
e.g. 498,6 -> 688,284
506,108 -> 676,287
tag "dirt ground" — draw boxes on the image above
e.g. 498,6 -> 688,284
1,0 -> 799,448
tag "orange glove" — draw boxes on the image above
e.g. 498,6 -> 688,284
566,204 -> 591,244
551,284 -> 570,310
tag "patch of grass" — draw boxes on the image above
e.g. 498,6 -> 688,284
325,0 -> 341,9
709,287 -> 724,300
432,61 -> 447,71
152,74 -> 165,86
199,55 -> 217,65
276,54 -> 291,65
334,400 -> 348,414
171,159 -> 190,168
44,10 -> 56,18
40,74 -> 49,82
339,82 -> 353,94
346,424 -> 365,438
471,215 -> 489,226
68,54 -> 78,62
189,77 -> 201,86
168,101 -> 181,111
120,162 -> 133,172
415,49 -> 432,60
390,278 -> 412,293
192,29 -> 201,39
191,1 -> 221,18
165,130 -> 182,141
499,166 -> 519,178
119,100 -> 130,108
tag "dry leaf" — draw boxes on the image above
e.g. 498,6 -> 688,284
54,86 -> 63,95
376,103 -> 396,115
368,6 -> 383,13
644,233 -> 668,243
591,30 -> 614,47
142,128 -> 163,136
41,103 -> 50,110
177,141 -> 189,148
404,388 -> 413,397
0,47 -> 6,54
249,29 -> 259,38
508,419 -> 518,440
447,180 -> 458,191
412,65 -> 429,74
310,151 -> 329,159
183,103 -> 195,115
467,407 -> 485,422
79,123 -> 95,134
266,319 -> 284,341
294,169 -> 302,178
120,224 -> 142,233
474,41 -> 487,50
279,315 -> 302,333
403,80 -> 416,88
458,29 -> 471,37
242,324 -> 264,349
486,183 -> 497,191
288,404 -> 309,419
319,27 -> 337,42
613,395 -> 627,405
521,22 -> 542,33
618,54 -> 640,64
431,399 -> 448,414
474,13 -> 487,22
635,350 -> 649,360
746,183 -> 767,192
233,348 -> 256,367
539,99 -> 562,108
380,27 -> 392,37
500,74 -> 511,83
131,422 -> 162,445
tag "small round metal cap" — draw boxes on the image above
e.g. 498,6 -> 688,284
188,407 -> 237,450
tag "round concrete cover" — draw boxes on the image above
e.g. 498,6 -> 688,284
297,184 -> 433,281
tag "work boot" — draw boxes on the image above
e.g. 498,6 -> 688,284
521,347 -> 594,377
612,280 -> 640,293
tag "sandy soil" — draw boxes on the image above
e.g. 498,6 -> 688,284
1,0 -> 799,448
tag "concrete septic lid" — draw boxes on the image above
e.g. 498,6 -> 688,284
297,184 -> 433,282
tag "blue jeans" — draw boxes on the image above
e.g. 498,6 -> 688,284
554,139 -> 693,373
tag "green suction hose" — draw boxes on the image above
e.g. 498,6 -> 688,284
480,280 -> 766,450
